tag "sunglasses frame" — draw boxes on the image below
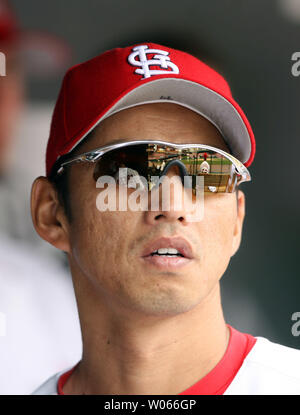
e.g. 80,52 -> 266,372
55,140 -> 251,187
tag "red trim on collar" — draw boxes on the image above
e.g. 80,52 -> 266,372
179,325 -> 256,395
58,325 -> 256,395
57,366 -> 76,395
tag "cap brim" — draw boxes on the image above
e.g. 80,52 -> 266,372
67,77 -> 255,167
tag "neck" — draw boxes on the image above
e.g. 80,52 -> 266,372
64,274 -> 229,395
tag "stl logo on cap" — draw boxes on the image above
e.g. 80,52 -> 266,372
127,44 -> 180,79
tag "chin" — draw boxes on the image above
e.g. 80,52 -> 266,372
128,290 -> 202,317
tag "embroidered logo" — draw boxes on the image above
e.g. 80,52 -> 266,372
127,45 -> 179,79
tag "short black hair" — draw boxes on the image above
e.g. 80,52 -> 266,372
49,159 -> 73,221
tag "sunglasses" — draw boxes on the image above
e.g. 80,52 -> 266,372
55,140 -> 251,193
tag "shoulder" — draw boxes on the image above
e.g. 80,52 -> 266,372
225,336 -> 300,395
32,371 -> 64,395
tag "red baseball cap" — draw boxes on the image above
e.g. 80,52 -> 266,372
46,42 -> 256,177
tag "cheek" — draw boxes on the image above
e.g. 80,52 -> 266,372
199,196 -> 237,280
69,186 -> 137,283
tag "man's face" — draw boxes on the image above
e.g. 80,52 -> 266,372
66,103 -> 245,317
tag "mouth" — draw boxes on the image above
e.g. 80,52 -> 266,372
140,236 -> 194,270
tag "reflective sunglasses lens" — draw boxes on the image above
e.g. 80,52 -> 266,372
93,144 -> 148,182
147,145 -> 239,193
93,143 -> 241,193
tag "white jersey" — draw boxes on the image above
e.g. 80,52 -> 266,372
224,336 -> 300,394
32,336 -> 300,395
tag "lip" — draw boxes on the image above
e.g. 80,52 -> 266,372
141,236 -> 194,259
141,254 -> 192,270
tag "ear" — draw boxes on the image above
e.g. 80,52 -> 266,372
231,189 -> 246,257
31,176 -> 71,253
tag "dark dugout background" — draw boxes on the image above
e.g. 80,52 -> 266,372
11,0 -> 300,348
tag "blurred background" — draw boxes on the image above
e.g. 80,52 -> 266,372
1,0 -> 300,393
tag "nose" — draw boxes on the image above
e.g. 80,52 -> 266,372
160,159 -> 189,183
144,161 -> 194,225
